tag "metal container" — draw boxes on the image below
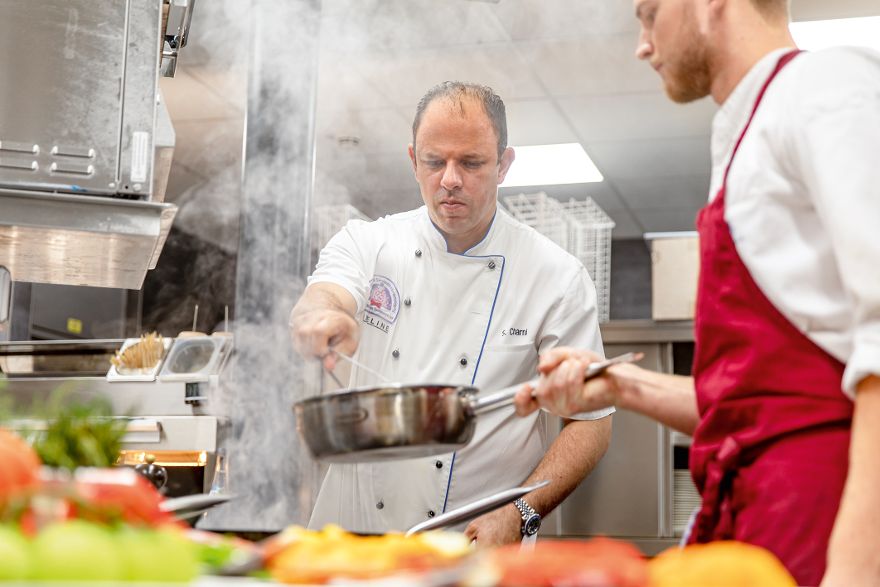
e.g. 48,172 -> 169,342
295,353 -> 638,463
295,384 -> 483,463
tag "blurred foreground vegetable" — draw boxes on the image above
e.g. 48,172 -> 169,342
485,537 -> 649,587
649,541 -> 797,587
31,396 -> 127,470
0,428 -> 41,507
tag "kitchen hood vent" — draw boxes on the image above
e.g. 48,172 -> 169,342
0,0 -> 193,290
0,189 -> 176,290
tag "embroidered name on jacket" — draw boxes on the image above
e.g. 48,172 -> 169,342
502,328 -> 528,336
364,275 -> 400,333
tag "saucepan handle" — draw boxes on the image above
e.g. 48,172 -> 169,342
468,352 -> 642,417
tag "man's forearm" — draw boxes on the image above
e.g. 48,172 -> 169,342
823,375 -> 880,586
615,366 -> 700,436
291,282 -> 357,321
520,417 -> 612,516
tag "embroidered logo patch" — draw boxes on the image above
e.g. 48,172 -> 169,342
364,275 -> 400,333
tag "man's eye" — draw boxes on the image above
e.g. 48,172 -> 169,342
424,160 -> 443,168
463,161 -> 483,169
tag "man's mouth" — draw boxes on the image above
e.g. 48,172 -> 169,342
439,199 -> 466,211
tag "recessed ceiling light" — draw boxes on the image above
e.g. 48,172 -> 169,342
501,143 -> 603,187
790,16 -> 880,52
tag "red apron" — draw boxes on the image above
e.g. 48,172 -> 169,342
689,49 -> 854,586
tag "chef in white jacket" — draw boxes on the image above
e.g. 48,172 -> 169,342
290,81 -> 612,546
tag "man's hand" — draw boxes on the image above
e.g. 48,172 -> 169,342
291,308 -> 359,370
289,283 -> 359,370
514,347 -> 623,418
463,504 -> 522,547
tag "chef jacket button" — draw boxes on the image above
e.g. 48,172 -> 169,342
392,349 -> 400,359
459,357 -> 468,367
415,249 -> 422,258
427,510 -> 435,518
404,297 -> 412,306
488,260 -> 496,270
435,460 -> 443,469
376,501 -> 384,510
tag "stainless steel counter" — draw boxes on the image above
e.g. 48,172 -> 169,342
552,319 -> 698,555
600,319 -> 695,344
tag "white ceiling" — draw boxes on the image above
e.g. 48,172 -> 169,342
163,0 -> 880,240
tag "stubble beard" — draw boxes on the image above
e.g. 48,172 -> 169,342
664,13 -> 712,103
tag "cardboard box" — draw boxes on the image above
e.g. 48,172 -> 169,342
649,234 -> 700,321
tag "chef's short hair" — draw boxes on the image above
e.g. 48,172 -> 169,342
412,82 -> 508,160
750,0 -> 789,20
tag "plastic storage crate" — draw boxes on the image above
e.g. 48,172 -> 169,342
312,204 -> 372,249
562,197 -> 615,323
501,192 -> 569,251
502,192 -> 614,323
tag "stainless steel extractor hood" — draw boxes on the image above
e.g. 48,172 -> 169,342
0,0 -> 194,290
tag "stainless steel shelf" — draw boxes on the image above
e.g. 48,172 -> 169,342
600,319 -> 695,344
0,188 -> 177,289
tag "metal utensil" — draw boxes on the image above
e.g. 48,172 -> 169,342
216,481 -> 549,576
295,353 -> 641,463
160,493 -> 233,520
331,348 -> 392,384
405,479 -> 549,536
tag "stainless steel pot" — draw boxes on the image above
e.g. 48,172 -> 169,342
294,353 -> 638,463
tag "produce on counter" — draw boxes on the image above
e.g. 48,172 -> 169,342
30,396 -> 128,470
265,524 -> 472,584
0,428 -> 41,507
0,524 -> 31,581
1,519 -> 199,582
481,537 -> 650,587
649,541 -> 797,587
0,425 -> 199,582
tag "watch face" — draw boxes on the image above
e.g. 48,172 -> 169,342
523,514 -> 541,536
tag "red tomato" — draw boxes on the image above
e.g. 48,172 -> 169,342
71,468 -> 177,527
490,538 -> 649,587
0,429 -> 41,505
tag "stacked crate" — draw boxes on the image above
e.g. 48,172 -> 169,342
502,193 -> 615,323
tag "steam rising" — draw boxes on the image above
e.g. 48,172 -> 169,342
185,0 -> 640,531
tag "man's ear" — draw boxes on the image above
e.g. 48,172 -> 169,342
497,147 -> 515,183
408,144 -> 417,173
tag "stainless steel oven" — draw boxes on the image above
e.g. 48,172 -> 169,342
550,320 -> 700,555
2,339 -> 225,498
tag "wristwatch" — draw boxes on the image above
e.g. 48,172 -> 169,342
514,498 -> 541,536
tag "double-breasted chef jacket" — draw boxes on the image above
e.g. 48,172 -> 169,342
305,205 -> 612,533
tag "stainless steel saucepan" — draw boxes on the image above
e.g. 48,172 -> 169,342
294,352 -> 639,463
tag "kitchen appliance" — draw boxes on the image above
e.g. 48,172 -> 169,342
554,321 -> 698,554
294,353 -> 639,463
2,337 -> 227,499
0,0 -> 195,290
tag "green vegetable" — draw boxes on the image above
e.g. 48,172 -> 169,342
31,395 -> 128,470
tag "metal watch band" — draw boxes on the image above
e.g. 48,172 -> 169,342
514,497 -> 537,518
514,497 -> 541,536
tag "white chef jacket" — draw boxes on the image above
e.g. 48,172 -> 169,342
305,205 -> 611,533
710,46 -> 880,398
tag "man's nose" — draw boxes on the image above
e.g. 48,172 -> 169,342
635,29 -> 652,60
440,162 -> 462,190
